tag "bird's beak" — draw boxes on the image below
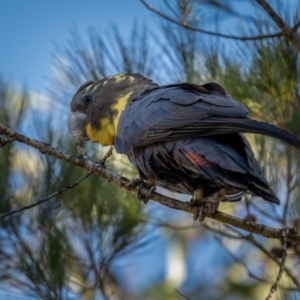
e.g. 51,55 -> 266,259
68,111 -> 88,140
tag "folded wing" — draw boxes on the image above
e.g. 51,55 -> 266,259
115,83 -> 300,153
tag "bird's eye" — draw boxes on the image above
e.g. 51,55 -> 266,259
83,95 -> 92,103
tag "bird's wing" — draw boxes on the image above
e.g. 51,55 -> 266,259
115,83 -> 300,153
179,137 -> 279,204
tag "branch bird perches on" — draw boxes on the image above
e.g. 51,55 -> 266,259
0,122 -> 299,244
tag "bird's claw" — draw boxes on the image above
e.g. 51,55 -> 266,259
191,201 -> 217,222
126,179 -> 156,204
192,205 -> 204,222
126,178 -> 143,190
138,185 -> 156,204
190,188 -> 206,222
76,140 -> 89,162
190,189 -> 224,222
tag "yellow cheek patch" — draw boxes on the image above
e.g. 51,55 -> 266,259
85,91 -> 134,146
86,119 -> 115,146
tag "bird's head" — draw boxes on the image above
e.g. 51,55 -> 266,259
68,73 -> 157,146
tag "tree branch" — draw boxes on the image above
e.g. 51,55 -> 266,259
1,122 -> 300,243
226,226 -> 300,290
265,230 -> 287,299
0,171 -> 92,219
0,135 -> 15,147
140,0 -> 282,41
255,0 -> 300,52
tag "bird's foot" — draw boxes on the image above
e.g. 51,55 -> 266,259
76,140 -> 89,162
190,188 -> 223,222
126,178 -> 143,190
191,201 -> 220,222
190,188 -> 206,221
126,178 -> 156,204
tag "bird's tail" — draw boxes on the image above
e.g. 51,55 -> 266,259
213,118 -> 300,148
249,180 -> 280,204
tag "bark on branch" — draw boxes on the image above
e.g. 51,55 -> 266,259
1,122 -> 300,243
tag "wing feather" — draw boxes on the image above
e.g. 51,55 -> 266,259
116,83 -> 300,153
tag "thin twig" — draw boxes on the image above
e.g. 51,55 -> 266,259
99,145 -> 114,166
292,19 -> 300,32
265,229 -> 287,300
83,237 -> 110,300
144,219 -> 198,230
216,235 -> 298,292
1,122 -> 300,243
227,225 -> 299,290
288,176 -> 300,195
251,202 -> 281,222
203,223 -> 244,240
255,0 -> 300,52
175,289 -> 192,300
216,236 -> 272,284
140,0 -> 282,41
283,146 -> 292,225
0,171 -> 92,219
0,136 -> 15,147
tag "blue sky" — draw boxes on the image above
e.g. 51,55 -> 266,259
0,0 -> 159,92
1,0 -> 298,92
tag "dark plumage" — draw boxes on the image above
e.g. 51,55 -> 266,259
69,73 -> 300,213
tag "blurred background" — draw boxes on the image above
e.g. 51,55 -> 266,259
0,0 -> 300,299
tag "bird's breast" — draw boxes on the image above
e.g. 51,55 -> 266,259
86,118 -> 115,145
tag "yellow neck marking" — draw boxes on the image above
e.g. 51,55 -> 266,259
85,91 -> 133,146
112,91 -> 133,130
